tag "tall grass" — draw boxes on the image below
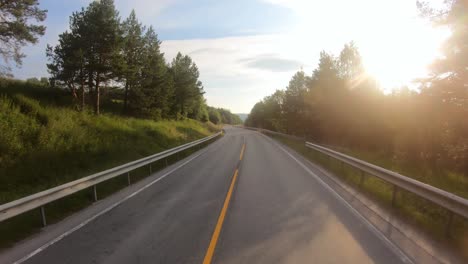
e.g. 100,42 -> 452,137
0,85 -> 218,204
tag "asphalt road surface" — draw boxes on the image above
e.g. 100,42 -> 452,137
20,126 -> 407,264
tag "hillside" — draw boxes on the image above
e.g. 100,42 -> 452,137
0,79 -> 219,204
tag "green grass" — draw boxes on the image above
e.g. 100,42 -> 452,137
328,146 -> 468,200
0,83 -> 221,248
268,133 -> 468,257
0,94 -> 218,203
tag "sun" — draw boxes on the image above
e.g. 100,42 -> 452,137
360,21 -> 449,93
277,0 -> 451,93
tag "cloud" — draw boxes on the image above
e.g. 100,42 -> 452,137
161,35 -> 308,112
240,54 -> 303,72
116,0 -> 178,21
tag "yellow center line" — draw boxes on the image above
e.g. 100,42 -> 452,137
239,143 -> 246,161
203,142 -> 246,263
203,169 -> 239,264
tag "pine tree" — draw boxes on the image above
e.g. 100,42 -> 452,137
130,26 -> 173,119
47,0 -> 122,114
46,29 -> 87,110
80,0 -> 122,115
121,10 -> 145,113
170,53 -> 205,118
0,0 -> 47,76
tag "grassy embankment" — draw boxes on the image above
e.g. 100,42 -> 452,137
268,134 -> 468,257
0,79 -> 220,248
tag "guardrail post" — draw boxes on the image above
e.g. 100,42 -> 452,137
40,206 -> 47,227
93,185 -> 98,202
445,212 -> 454,237
127,172 -> 131,185
165,158 -> 168,167
149,164 -> 152,175
391,185 -> 398,207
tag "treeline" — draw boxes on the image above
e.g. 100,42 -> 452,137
246,1 -> 467,175
45,0 -> 233,123
208,106 -> 242,125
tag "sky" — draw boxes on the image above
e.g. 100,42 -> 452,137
12,0 -> 449,113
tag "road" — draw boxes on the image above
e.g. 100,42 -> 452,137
19,126 -> 407,264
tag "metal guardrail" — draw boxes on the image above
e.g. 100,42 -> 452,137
0,132 -> 221,226
304,142 -> 468,220
244,126 -> 468,234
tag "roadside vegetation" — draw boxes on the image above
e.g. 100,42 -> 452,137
270,134 -> 468,258
0,0 -> 241,247
0,79 -> 221,204
247,0 -> 467,256
0,78 -> 222,248
246,1 -> 467,198
0,0 -> 242,203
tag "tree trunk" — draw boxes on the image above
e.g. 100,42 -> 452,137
68,82 -> 79,110
80,78 -> 85,111
95,75 -> 100,115
88,73 -> 94,102
124,81 -> 129,113
70,84 -> 78,101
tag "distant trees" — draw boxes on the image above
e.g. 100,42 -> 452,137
246,23 -> 467,176
208,107 -> 221,124
0,0 -> 47,76
25,77 -> 48,86
207,106 -> 242,125
46,0 -> 230,121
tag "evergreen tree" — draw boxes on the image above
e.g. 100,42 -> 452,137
169,52 -> 205,118
417,0 -> 467,107
80,0 -> 122,115
131,26 -> 173,119
121,10 -> 145,113
283,70 -> 308,134
0,0 -> 47,76
338,42 -> 364,81
47,0 -> 122,114
46,31 -> 86,110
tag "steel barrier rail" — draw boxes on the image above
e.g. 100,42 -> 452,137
305,141 -> 468,220
0,132 -> 221,225
242,126 -> 468,231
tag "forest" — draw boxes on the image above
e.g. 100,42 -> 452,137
0,0 -> 240,124
0,0 -> 240,203
246,0 -> 467,190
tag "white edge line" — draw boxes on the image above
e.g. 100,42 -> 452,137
13,151 -> 205,264
260,134 -> 414,264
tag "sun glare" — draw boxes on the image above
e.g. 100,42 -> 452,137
276,0 -> 450,92
360,20 -> 450,92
